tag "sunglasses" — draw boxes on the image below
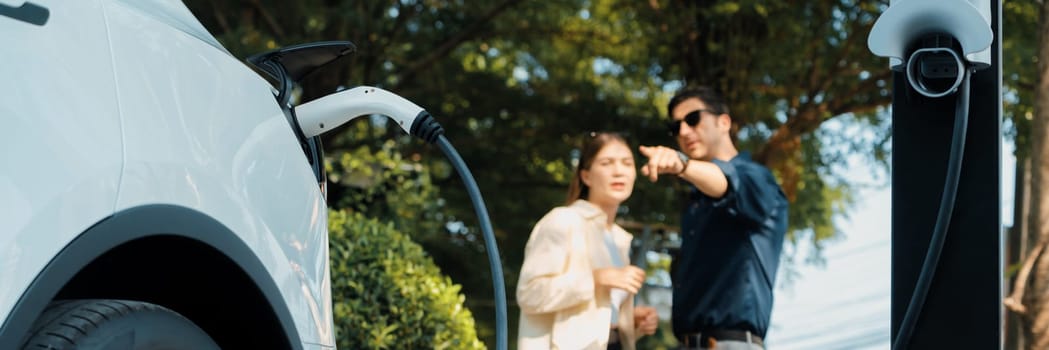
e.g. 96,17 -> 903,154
666,109 -> 715,136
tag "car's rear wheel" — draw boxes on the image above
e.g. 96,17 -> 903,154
21,299 -> 219,350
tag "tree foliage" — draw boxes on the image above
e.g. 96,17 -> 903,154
1004,0 -> 1041,158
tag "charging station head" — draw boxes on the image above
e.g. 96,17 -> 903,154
905,44 -> 966,98
868,0 -> 992,70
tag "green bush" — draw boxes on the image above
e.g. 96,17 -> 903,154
328,209 -> 485,350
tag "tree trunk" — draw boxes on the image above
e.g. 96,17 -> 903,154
1021,1 -> 1049,349
1006,156 -> 1030,350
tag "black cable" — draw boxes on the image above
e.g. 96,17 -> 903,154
410,112 -> 508,348
409,113 -> 508,349
435,135 -> 508,350
892,69 -> 971,350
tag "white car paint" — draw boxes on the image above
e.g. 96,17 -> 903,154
1,0 -> 123,322
1,0 -> 334,347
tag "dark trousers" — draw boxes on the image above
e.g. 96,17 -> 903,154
678,340 -> 763,350
607,328 -> 622,350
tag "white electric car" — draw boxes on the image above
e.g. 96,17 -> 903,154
2,1 -> 348,348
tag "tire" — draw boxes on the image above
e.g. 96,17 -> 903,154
21,299 -> 220,350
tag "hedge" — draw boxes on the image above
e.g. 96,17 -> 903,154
328,209 -> 485,349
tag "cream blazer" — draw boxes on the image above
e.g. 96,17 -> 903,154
517,200 -> 638,350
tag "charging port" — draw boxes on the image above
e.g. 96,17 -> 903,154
906,47 -> 965,98
920,53 -> 960,79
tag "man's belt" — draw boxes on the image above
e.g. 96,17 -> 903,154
680,329 -> 763,348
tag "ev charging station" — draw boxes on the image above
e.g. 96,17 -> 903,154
869,0 -> 1001,348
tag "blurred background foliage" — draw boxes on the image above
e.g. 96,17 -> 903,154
183,0 -> 1037,348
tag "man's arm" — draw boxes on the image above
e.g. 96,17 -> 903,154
638,145 -> 728,198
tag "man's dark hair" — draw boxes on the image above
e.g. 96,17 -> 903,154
667,86 -> 730,117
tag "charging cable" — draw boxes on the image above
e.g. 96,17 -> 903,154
892,66 -> 971,350
294,87 -> 509,350
431,123 -> 510,350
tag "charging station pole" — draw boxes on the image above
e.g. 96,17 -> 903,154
890,1 -> 1001,348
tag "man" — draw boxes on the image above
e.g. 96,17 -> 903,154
639,86 -> 788,350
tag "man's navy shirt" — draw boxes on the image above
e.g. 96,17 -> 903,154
671,152 -> 788,339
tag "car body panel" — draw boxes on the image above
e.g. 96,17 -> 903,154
1,0 -> 335,346
0,0 -> 122,324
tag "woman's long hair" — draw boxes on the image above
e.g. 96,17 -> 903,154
565,132 -> 628,205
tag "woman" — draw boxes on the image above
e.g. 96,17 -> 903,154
517,132 -> 659,350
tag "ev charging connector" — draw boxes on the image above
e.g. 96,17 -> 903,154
247,43 -> 510,350
868,1 -> 998,349
295,86 -> 428,139
294,86 -> 509,350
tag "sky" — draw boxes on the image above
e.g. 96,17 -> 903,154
763,130 -> 1015,349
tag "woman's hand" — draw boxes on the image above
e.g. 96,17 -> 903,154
633,306 -> 659,336
592,266 -> 646,294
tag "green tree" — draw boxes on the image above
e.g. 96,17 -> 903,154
648,0 -> 892,248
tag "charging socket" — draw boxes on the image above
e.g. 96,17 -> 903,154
920,54 -> 961,79
906,47 -> 966,98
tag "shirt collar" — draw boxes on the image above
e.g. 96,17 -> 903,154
569,199 -> 606,221
718,151 -> 750,162
570,199 -> 634,240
